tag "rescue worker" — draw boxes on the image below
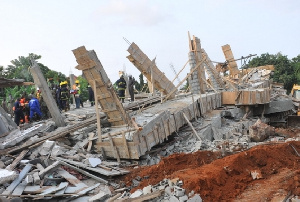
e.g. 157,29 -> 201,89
88,84 -> 95,106
29,95 -> 42,121
74,80 -> 81,109
128,75 -> 135,102
115,75 -> 126,103
60,81 -> 69,111
19,95 -> 26,124
14,98 -> 25,126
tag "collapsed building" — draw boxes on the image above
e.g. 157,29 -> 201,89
0,34 -> 299,201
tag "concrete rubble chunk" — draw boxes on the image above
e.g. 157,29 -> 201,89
165,186 -> 172,196
249,119 -> 275,142
39,140 -> 55,156
130,189 -> 143,198
170,195 -> 180,202
250,170 -> 263,180
0,169 -> 18,185
187,194 -> 202,202
143,185 -> 152,195
174,186 -> 185,197
179,195 -> 188,202
33,172 -> 40,185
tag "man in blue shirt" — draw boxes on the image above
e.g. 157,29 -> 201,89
29,95 -> 42,121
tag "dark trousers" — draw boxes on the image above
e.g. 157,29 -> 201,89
118,90 -> 125,103
14,111 -> 24,126
89,93 -> 95,106
129,87 -> 134,101
61,100 -> 67,111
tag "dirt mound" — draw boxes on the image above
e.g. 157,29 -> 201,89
124,150 -> 221,190
124,142 -> 300,201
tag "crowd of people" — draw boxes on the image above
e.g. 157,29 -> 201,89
11,91 -> 43,126
1,74 -> 135,127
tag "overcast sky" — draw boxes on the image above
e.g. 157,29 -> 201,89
0,0 -> 299,83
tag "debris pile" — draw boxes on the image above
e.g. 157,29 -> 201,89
0,111 -> 131,201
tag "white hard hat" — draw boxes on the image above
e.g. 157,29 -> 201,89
128,74 -> 132,77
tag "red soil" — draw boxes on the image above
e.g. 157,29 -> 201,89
124,142 -> 300,201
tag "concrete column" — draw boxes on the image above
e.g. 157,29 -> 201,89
30,60 -> 66,127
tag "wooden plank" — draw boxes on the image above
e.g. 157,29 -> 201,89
94,80 -> 102,142
56,157 -> 128,176
182,112 -> 202,141
108,133 -> 120,163
57,160 -> 108,184
122,132 -> 130,159
12,182 -> 27,195
39,182 -> 69,195
23,186 -> 52,194
7,149 -> 28,170
163,55 -> 207,102
39,161 -> 60,178
87,132 -> 95,152
57,169 -> 87,188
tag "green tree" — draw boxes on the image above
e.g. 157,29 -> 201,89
292,55 -> 300,82
248,53 -> 296,91
0,66 -> 4,77
2,53 -> 67,102
78,76 -> 88,102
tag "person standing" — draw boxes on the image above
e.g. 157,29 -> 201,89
14,98 -> 25,126
74,80 -> 81,109
128,75 -> 135,102
115,75 -> 126,103
60,81 -> 69,112
88,84 -> 95,106
28,95 -> 42,121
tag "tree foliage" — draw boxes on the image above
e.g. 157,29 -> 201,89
248,53 -> 300,91
1,53 -> 67,102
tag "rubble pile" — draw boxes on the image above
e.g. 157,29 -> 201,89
0,111 -> 131,201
